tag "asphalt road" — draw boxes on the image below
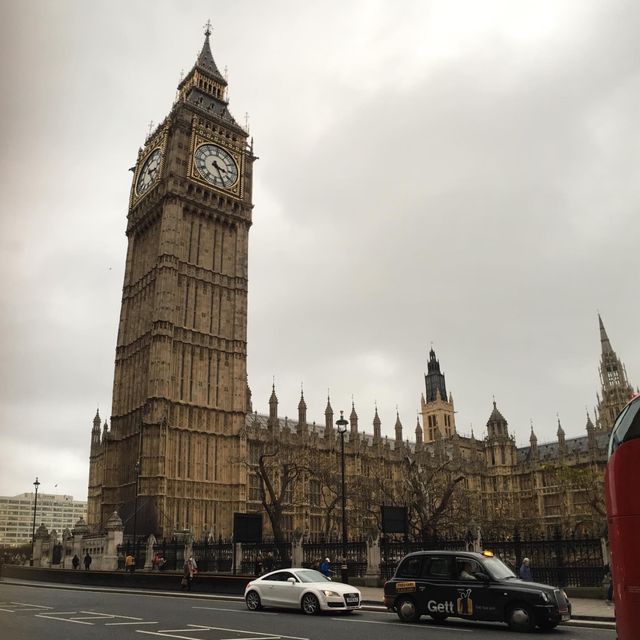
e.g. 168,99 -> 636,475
0,583 -> 615,640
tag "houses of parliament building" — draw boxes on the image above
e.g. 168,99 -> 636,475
86,28 -> 635,542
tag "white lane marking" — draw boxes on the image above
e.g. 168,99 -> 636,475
11,602 -> 53,609
192,606 -> 277,615
137,625 -> 308,640
0,602 -> 53,611
107,621 -> 159,626
36,612 -> 93,625
329,617 -> 472,632
187,625 -> 304,638
137,631 -> 206,639
80,610 -> 143,620
219,637 -> 280,640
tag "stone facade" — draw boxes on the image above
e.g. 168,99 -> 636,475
88,28 -> 254,539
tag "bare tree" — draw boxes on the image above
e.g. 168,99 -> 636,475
255,446 -> 305,545
403,453 -> 465,540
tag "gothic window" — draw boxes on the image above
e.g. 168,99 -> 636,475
283,482 -> 294,505
249,444 -> 262,466
281,514 -> 293,536
249,474 -> 260,502
309,480 -> 320,507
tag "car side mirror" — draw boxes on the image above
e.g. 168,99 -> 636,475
287,577 -> 296,584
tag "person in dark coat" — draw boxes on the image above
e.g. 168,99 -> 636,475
72,554 -> 80,569
84,552 -> 92,570
519,557 -> 532,581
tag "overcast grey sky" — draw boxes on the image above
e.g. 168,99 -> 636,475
1,1 -> 638,501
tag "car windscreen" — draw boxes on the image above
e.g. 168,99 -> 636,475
296,569 -> 331,583
483,557 -> 517,580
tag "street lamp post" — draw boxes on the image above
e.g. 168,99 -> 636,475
132,459 -> 140,572
30,477 -> 40,566
336,411 -> 349,584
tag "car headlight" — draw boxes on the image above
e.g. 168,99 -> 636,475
540,591 -> 551,603
322,590 -> 341,597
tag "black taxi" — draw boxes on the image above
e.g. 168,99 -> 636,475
384,550 -> 571,632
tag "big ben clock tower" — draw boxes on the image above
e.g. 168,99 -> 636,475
89,24 -> 255,539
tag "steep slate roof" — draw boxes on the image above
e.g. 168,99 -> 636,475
516,431 -> 609,463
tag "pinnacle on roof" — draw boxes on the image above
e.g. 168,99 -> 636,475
487,399 -> 507,426
373,405 -> 381,427
269,383 -> 278,405
529,423 -> 537,443
324,394 -> 333,415
395,411 -> 402,429
557,417 -> 565,436
415,415 -> 422,434
585,409 -> 595,431
599,313 -> 613,355
298,388 -> 307,410
93,409 -> 101,428
350,400 -> 358,422
194,20 -> 227,86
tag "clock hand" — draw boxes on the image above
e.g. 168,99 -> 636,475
211,160 -> 225,182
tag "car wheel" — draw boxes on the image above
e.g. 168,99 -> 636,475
245,590 -> 262,611
507,603 -> 535,632
396,597 -> 421,623
301,592 -> 320,615
429,613 -> 448,623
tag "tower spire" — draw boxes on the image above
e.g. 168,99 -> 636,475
599,313 -> 613,355
596,313 -> 634,429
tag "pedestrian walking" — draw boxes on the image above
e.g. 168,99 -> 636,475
84,552 -> 92,570
264,552 -> 274,573
125,553 -> 135,573
254,554 -> 263,576
152,553 -> 162,571
181,555 -> 198,591
519,557 -> 532,581
320,557 -> 331,578
72,554 -> 80,569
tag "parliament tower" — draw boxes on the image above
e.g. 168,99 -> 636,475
595,314 -> 634,430
88,25 -> 254,538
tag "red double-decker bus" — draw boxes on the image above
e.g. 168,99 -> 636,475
605,394 -> 640,640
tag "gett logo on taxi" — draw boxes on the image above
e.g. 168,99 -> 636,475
427,600 -> 455,614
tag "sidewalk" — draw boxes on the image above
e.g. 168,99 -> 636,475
357,586 -> 615,622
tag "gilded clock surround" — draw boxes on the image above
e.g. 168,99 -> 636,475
130,129 -> 167,206
189,127 -> 244,198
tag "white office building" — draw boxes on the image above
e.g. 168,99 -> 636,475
0,492 -> 87,546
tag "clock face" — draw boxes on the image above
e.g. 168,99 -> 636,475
194,143 -> 239,188
135,148 -> 162,196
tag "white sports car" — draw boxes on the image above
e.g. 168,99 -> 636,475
244,568 -> 362,614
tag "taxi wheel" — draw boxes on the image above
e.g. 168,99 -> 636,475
396,597 -> 421,623
302,593 -> 320,615
507,603 -> 535,632
245,590 -> 262,611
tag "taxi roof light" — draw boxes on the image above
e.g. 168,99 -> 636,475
482,550 -> 494,557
